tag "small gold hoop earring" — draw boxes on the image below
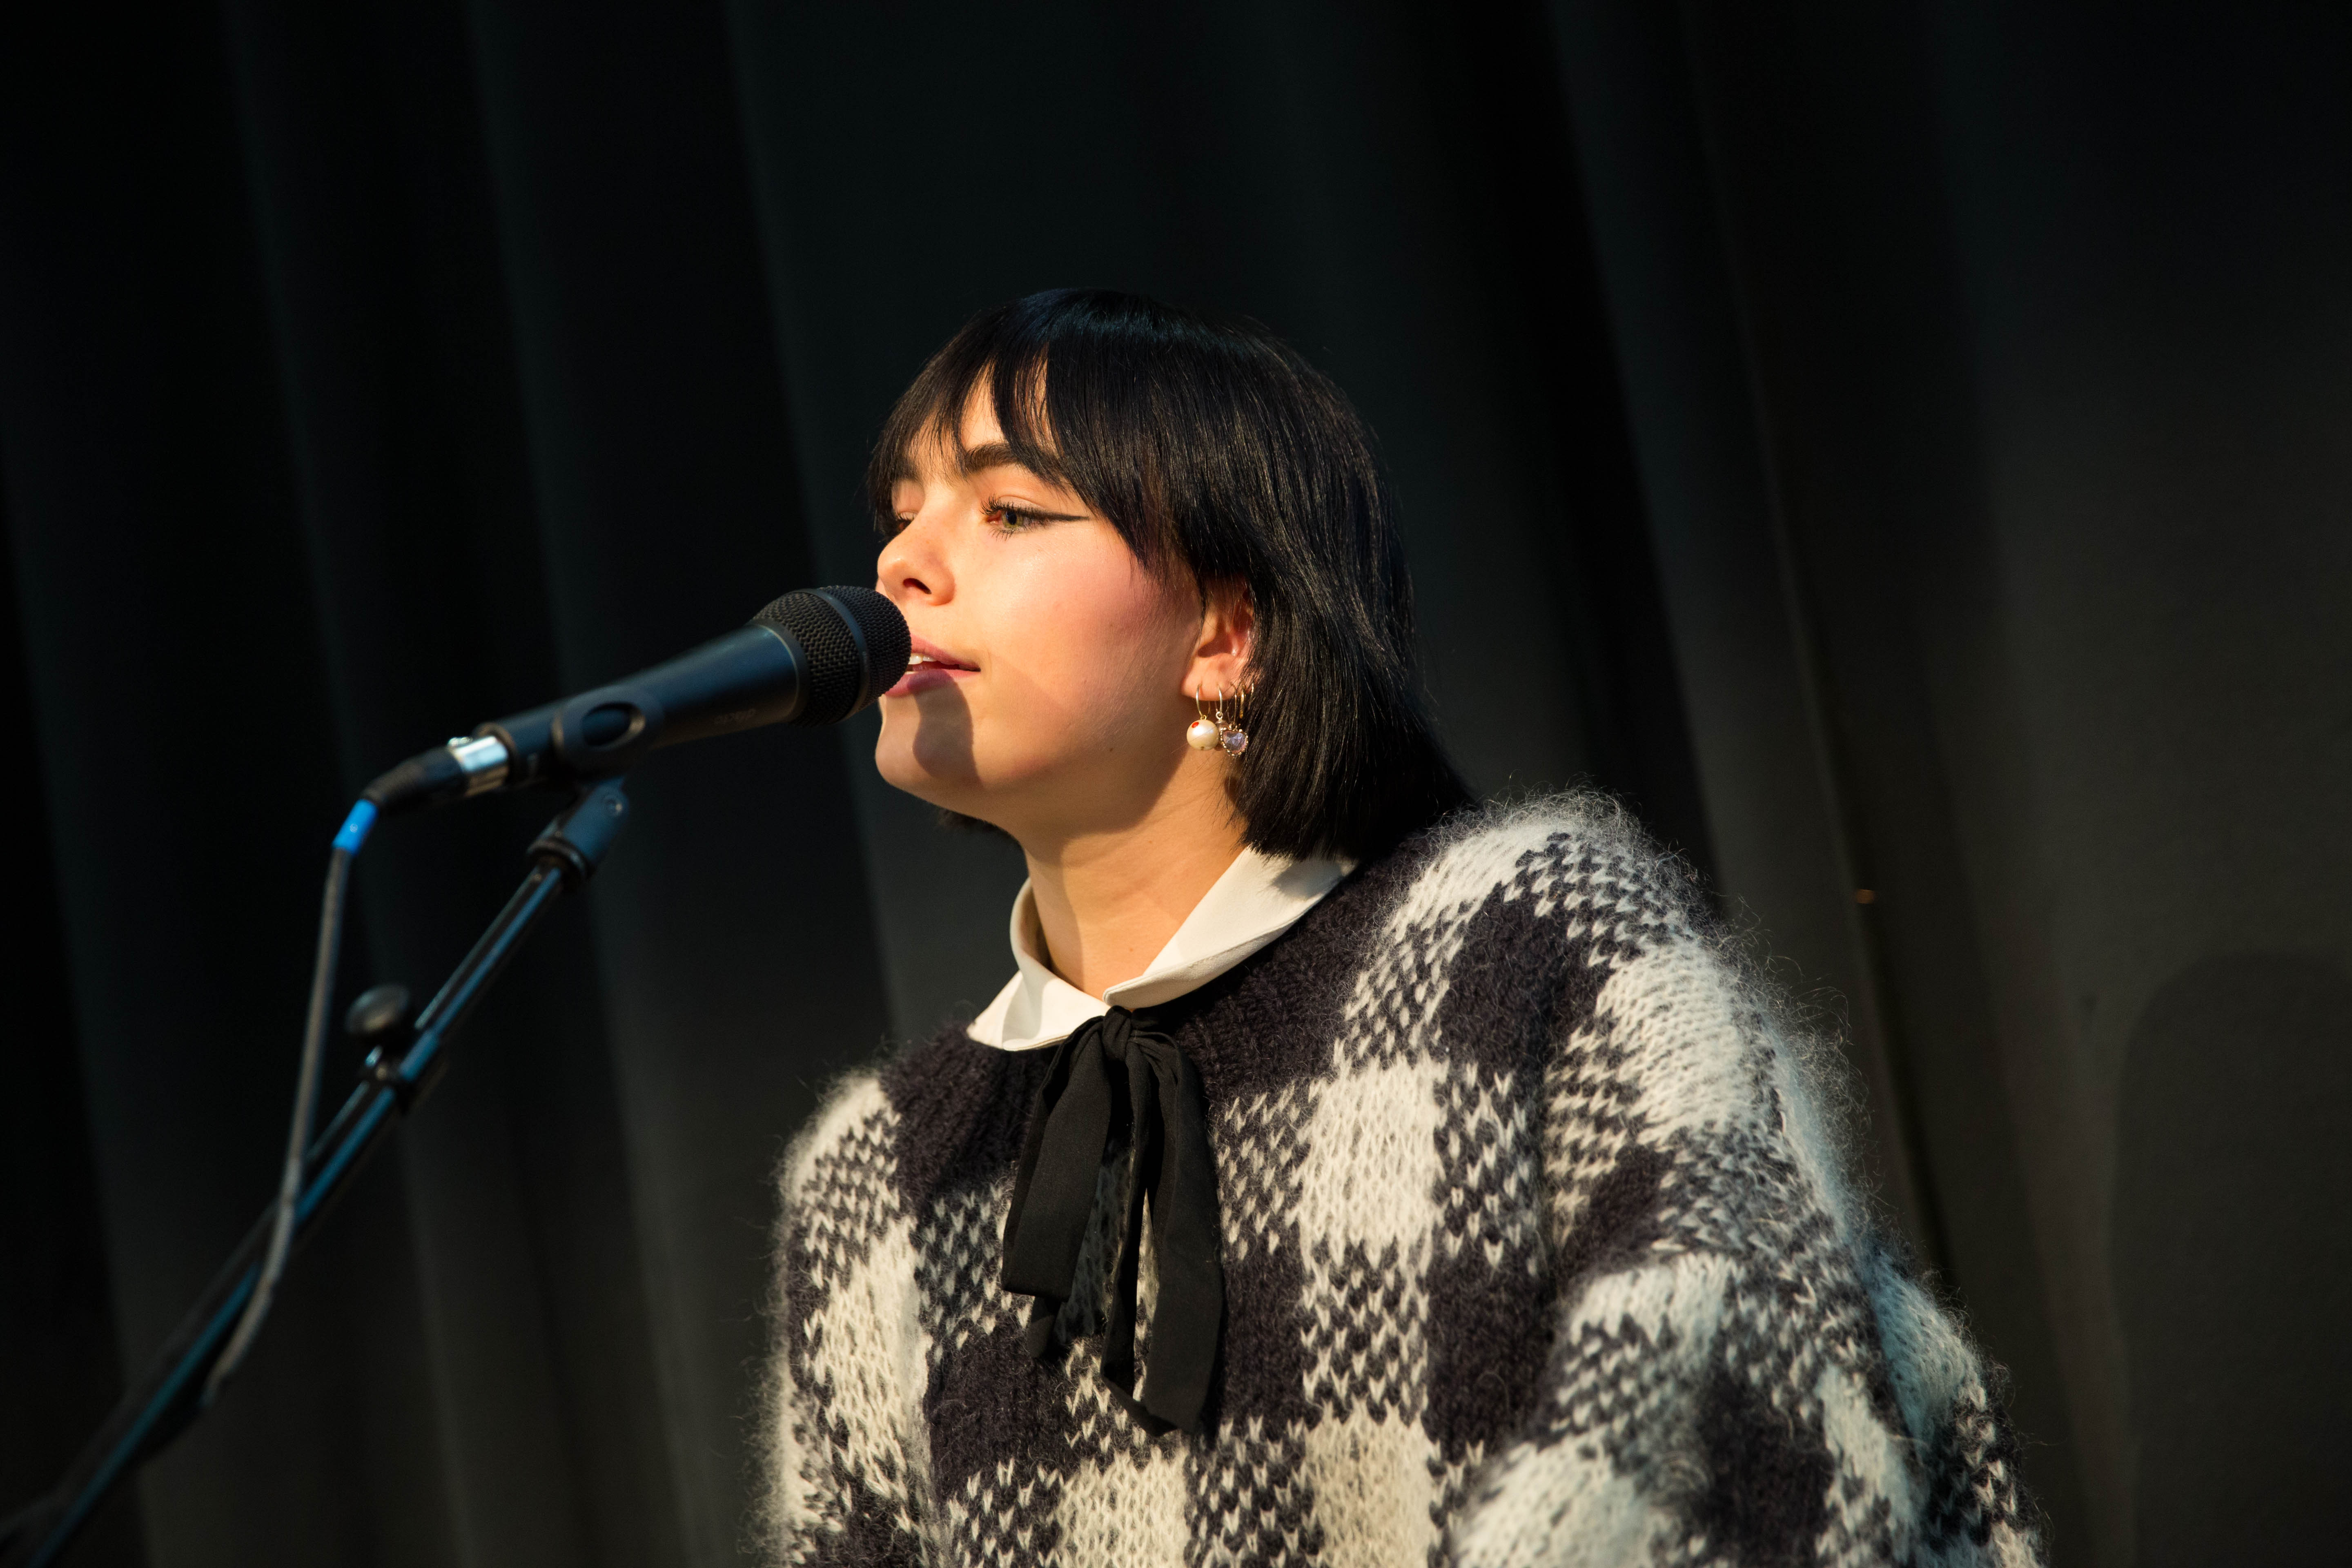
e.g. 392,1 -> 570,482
1218,683 -> 1251,757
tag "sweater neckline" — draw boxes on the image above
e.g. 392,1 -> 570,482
966,847 -> 1350,1052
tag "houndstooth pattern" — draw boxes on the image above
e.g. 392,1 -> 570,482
1186,1416 -> 1322,1567
1423,1445 -> 1488,1568
1215,1082 -> 1315,1265
914,1183 -> 1021,1366
1062,1333 -> 1167,1470
797,1103 -> 902,1296
1301,1236 -> 1428,1424
769,1085 -> 929,1561
1545,997 -> 1651,1250
1659,1127 -> 1886,1418
762,799 -> 2045,1568
1922,1374 -> 2034,1560
944,1460 -> 1065,1567
1433,1062 -> 1543,1270
1548,1311 -> 1688,1450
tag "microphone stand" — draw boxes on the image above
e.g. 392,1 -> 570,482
0,780 -> 634,1568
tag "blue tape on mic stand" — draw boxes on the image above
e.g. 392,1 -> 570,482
333,799 -> 378,854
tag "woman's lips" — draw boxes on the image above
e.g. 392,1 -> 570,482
886,663 -> 972,697
886,637 -> 977,698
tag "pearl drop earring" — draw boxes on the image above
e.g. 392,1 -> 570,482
1186,688 -> 1223,751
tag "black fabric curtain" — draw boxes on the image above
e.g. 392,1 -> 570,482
4,2 -> 2348,1566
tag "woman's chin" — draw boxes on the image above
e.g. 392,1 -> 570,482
872,742 -> 983,813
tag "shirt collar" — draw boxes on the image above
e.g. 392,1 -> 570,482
967,847 -> 1348,1051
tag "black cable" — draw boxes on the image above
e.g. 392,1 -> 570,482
201,800 -> 375,1401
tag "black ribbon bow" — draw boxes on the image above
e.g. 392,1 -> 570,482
1000,1008 -> 1224,1434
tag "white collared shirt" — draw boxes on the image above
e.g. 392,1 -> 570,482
967,848 -> 1350,1051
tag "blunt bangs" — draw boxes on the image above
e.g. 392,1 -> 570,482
869,288 -> 1470,862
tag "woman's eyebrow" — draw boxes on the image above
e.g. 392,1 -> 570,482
959,438 -> 1078,484
957,440 -> 1028,476
956,441 -> 1083,512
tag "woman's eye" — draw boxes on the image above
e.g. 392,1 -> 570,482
984,504 -> 1042,532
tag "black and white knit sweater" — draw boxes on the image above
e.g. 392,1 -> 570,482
760,798 -> 2040,1566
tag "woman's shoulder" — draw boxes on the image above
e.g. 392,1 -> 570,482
778,1023 -> 1036,1215
774,1061 -> 895,1211
1359,792 -> 1714,962
1319,794 -> 1816,1121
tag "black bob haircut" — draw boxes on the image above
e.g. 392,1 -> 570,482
869,287 -> 1472,864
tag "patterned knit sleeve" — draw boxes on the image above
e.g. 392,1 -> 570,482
758,1072 -> 931,1567
1444,819 -> 2043,1567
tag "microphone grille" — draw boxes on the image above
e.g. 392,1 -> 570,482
751,587 -> 911,725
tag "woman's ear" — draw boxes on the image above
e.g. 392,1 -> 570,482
1186,579 -> 1255,697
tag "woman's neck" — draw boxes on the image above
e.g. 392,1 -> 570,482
1020,783 -> 1248,1000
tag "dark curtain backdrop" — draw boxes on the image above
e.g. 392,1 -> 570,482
2,3 -> 2345,1566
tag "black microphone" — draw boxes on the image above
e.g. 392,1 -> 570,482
361,586 -> 909,815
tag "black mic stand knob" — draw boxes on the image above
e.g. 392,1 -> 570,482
347,984 -> 416,1107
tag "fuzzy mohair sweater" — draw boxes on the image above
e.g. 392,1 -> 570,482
760,798 -> 2041,1566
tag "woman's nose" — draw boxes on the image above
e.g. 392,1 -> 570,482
876,516 -> 951,606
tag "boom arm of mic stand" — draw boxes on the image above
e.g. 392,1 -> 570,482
0,780 -> 633,1568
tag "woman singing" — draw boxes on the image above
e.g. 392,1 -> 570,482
760,290 -> 2040,1566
